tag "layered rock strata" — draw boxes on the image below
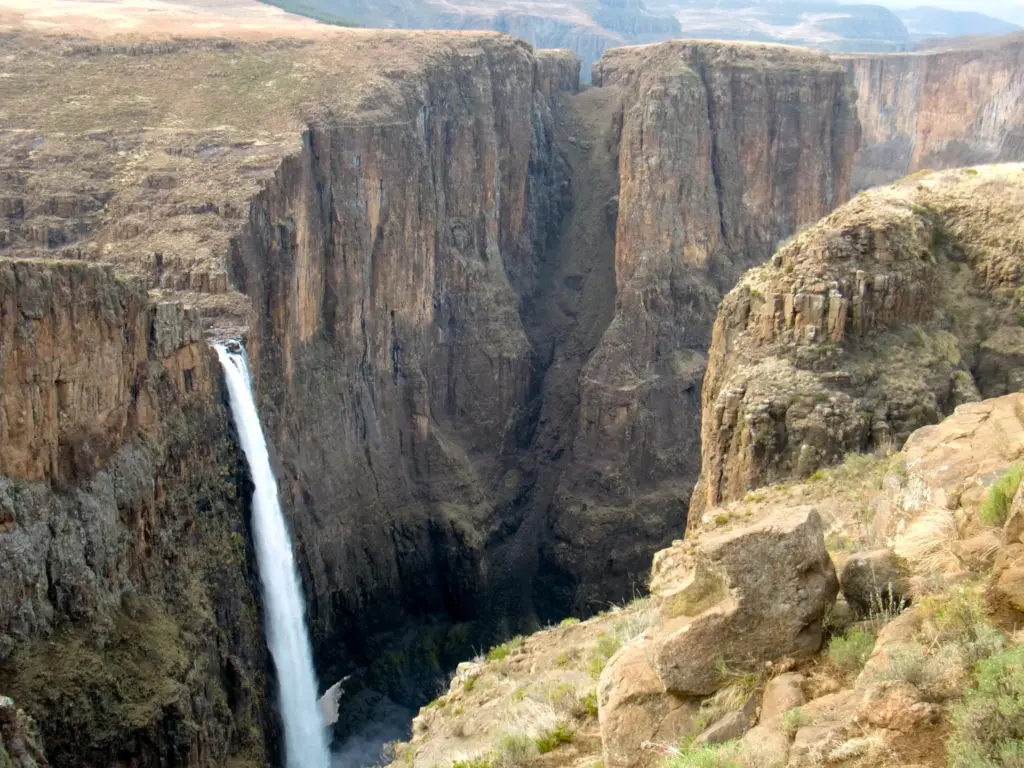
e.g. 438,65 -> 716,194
0,259 -> 271,767
552,42 -> 858,597
694,164 -> 1024,523
837,33 -> 1024,190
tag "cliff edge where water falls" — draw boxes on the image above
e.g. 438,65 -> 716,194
0,11 -> 862,766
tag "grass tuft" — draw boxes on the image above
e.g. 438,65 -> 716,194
980,465 -> 1024,525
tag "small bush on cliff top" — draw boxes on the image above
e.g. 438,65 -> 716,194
828,626 -> 876,673
586,633 -> 623,678
661,741 -> 742,768
948,643 -> 1024,768
486,636 -> 525,662
980,465 -> 1024,525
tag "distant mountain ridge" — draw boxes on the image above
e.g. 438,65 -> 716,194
895,5 -> 1020,39
258,0 -> 915,76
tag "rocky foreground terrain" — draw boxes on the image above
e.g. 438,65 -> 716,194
1,4 -> 1024,768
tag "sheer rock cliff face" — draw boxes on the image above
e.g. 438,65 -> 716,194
548,42 -> 859,605
837,34 -> 1024,191
693,165 -> 1024,526
0,260 -> 272,767
228,39 -> 579,693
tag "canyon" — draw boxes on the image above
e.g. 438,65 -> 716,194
1,5 -> 1024,768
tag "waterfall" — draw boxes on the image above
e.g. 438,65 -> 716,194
216,343 -> 331,768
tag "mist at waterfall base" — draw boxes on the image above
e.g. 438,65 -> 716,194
216,344 -> 331,768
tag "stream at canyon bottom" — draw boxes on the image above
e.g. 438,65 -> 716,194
217,343 -> 332,768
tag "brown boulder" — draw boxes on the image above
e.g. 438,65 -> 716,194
839,549 -> 911,618
598,643 -> 700,768
649,507 -> 837,696
856,680 -> 939,732
760,673 -> 806,724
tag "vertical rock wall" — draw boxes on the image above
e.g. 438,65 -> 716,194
837,35 -> 1024,191
545,42 -> 859,610
228,37 -> 575,691
0,260 -> 272,767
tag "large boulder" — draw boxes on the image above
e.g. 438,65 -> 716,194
839,549 -> 912,618
598,644 -> 700,768
649,507 -> 838,696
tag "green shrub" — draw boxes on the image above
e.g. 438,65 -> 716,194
559,617 -> 580,627
452,756 -> 494,768
486,636 -> 525,662
580,689 -> 599,718
660,741 -> 742,768
535,725 -> 574,754
919,587 -> 1005,667
828,626 -> 876,672
948,644 -> 1024,767
781,707 -> 812,737
586,632 -> 623,677
980,465 -> 1024,525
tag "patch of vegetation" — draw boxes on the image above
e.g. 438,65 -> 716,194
781,707 -> 812,738
714,513 -> 731,527
559,617 -> 580,627
980,465 -> 1024,525
487,636 -> 525,662
535,725 -> 575,754
828,626 -> 877,673
586,633 -> 623,678
463,675 -> 479,692
919,587 -> 1005,667
660,740 -> 742,768
694,683 -> 751,732
948,643 -> 1024,768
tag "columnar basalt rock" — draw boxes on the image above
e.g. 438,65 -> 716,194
693,165 -> 1024,523
0,260 -> 271,767
551,42 -> 859,602
837,34 -> 1024,191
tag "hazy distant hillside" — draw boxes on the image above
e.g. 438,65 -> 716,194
259,0 -> 912,76
896,5 -> 1020,39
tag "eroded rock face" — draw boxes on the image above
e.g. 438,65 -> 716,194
0,260 -> 271,767
837,35 -> 1024,191
555,42 -> 859,594
0,696 -> 48,768
694,165 -> 1024,520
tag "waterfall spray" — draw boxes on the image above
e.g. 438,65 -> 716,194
216,342 -> 331,768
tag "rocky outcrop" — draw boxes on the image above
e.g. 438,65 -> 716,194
0,260 -> 271,767
553,42 -> 858,595
598,505 -> 837,767
0,697 -> 47,768
694,165 -> 1024,521
837,34 -> 1024,191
